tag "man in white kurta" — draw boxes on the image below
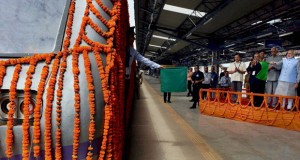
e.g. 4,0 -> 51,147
228,54 -> 246,103
274,50 -> 300,109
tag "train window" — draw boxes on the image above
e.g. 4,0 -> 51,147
0,90 -> 38,124
0,0 -> 70,56
0,99 -> 10,115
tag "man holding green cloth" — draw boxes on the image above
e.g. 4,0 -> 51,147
256,52 -> 269,106
247,52 -> 269,107
256,58 -> 269,81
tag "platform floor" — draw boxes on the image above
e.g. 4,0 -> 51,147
126,75 -> 300,160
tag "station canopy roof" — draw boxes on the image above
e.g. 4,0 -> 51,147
134,0 -> 300,66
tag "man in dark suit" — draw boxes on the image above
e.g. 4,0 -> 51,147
190,65 -> 204,109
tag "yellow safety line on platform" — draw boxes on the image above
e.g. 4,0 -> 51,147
143,80 -> 223,160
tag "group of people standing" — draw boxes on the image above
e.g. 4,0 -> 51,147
246,47 -> 300,109
188,65 -> 227,109
126,25 -> 300,111
187,47 -> 300,110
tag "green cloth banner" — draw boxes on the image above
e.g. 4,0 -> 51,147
160,67 -> 187,92
256,61 -> 269,81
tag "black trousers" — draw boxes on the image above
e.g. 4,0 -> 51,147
253,79 -> 265,107
164,92 -> 171,102
192,84 -> 201,107
187,80 -> 192,96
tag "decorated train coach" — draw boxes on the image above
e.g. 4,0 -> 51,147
0,0 -> 132,159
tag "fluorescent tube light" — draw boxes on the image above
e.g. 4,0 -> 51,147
251,21 -> 262,26
256,32 -> 272,39
237,51 -> 246,54
203,18 -> 213,25
163,4 -> 206,17
257,43 -> 264,46
225,43 -> 235,48
267,19 -> 282,25
279,32 -> 293,37
153,35 -> 176,41
186,33 -> 192,37
149,44 -> 167,49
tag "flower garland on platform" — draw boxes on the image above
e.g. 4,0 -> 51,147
199,90 -> 300,131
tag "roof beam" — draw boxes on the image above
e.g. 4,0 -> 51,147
157,0 -> 233,60
182,0 -> 234,39
152,27 -> 210,50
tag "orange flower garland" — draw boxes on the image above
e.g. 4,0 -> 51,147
71,51 -> 81,160
44,53 -> 62,160
99,104 -> 112,160
5,64 -> 22,158
63,0 -> 76,51
22,57 -> 37,160
55,51 -> 68,160
33,54 -> 54,158
0,64 -> 7,89
95,0 -> 113,16
82,50 -> 96,159
87,0 -> 109,26
74,4 -> 90,48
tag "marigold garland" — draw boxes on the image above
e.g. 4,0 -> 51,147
87,0 -> 109,26
82,50 -> 97,159
95,0 -> 113,16
33,55 -> 54,158
55,51 -> 68,160
22,57 -> 37,160
5,64 -> 22,158
71,51 -> 81,160
63,0 -> 76,51
44,53 -> 62,160
0,64 -> 7,89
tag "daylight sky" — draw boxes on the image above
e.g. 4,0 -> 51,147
128,0 -> 135,26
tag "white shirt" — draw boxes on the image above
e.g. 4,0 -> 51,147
202,72 -> 211,84
228,61 -> 246,82
126,47 -> 161,76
